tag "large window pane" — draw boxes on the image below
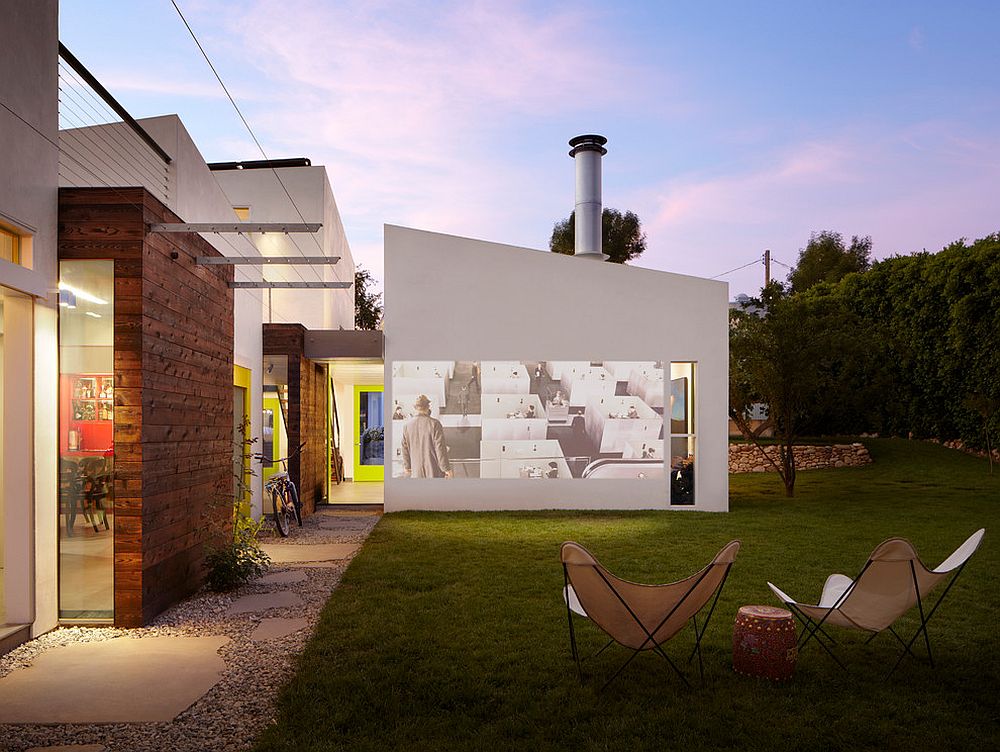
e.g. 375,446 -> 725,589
58,260 -> 114,621
0,290 -> 5,621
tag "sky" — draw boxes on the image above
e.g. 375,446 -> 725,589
58,1 -> 1000,297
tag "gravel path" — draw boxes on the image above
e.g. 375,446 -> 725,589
0,509 -> 380,752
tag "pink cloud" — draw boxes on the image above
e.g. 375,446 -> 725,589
188,0 -> 681,278
630,122 -> 1000,295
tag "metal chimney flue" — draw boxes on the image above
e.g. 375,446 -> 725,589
568,134 -> 609,261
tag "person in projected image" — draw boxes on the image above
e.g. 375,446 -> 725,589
401,394 -> 453,479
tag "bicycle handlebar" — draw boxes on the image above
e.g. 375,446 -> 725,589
253,441 -> 307,465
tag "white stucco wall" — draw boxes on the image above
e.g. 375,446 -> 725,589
383,225 -> 730,513
212,165 -> 356,330
1,0 -> 60,635
0,0 -> 58,299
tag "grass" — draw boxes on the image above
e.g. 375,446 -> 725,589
256,440 -> 1000,752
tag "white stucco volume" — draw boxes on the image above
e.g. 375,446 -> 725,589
383,225 -> 730,512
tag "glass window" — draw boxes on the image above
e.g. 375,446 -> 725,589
670,363 -> 696,505
58,260 -> 114,621
0,290 -> 5,621
263,355 -> 288,485
0,227 -> 20,265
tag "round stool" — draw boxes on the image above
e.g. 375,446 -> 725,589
733,605 -> 797,681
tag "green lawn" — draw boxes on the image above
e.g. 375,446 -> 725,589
256,440 -> 1000,752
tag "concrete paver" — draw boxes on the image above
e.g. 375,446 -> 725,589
260,542 -> 359,563
0,636 -> 229,724
257,569 -> 308,585
250,618 -> 309,642
227,591 -> 303,615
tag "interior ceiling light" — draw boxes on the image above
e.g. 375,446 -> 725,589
58,281 -> 108,305
85,311 -> 102,318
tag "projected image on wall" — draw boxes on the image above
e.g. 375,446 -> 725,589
390,361 -> 666,480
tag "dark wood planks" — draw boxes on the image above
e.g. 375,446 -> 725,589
59,187 -> 234,627
263,324 -> 328,515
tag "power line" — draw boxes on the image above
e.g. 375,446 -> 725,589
3,87 -> 295,324
169,0 -> 346,290
710,258 -> 760,280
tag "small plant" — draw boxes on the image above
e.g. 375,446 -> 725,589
204,508 -> 271,591
203,416 -> 270,591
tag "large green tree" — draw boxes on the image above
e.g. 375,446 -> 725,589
730,283 -> 861,497
812,233 -> 1000,448
354,266 -> 383,330
788,230 -> 872,292
550,208 -> 646,264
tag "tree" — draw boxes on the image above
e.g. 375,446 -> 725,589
788,231 -> 872,293
354,266 -> 383,330
730,283 -> 860,497
550,208 -> 646,264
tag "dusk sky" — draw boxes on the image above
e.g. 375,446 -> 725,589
59,1 -> 1000,296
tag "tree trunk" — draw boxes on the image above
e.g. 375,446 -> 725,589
780,438 -> 796,497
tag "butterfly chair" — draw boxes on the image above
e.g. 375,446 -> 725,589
767,528 -> 985,677
561,540 -> 741,690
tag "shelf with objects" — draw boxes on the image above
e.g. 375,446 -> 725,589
59,373 -> 114,536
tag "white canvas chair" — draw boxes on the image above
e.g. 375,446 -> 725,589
768,528 -> 985,676
561,540 -> 740,689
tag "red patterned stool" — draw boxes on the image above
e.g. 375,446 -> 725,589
733,605 -> 797,680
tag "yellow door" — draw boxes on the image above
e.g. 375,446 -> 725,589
354,385 -> 384,481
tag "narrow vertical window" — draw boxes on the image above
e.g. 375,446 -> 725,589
58,260 -> 114,621
669,362 -> 696,505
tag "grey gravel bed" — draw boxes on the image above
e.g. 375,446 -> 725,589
0,510 -> 380,752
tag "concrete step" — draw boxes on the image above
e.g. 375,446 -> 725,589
0,623 -> 31,657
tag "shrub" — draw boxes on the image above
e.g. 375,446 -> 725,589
205,507 -> 271,591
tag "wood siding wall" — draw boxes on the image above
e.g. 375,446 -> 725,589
59,187 -> 234,627
263,324 -> 327,514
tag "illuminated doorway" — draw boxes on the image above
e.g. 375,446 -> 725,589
354,385 -> 384,482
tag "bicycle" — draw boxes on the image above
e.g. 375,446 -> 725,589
260,442 -> 305,537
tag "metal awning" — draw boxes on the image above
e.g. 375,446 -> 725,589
196,256 -> 341,265
149,222 -> 321,234
231,281 -> 352,289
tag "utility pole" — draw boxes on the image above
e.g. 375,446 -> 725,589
763,249 -> 771,287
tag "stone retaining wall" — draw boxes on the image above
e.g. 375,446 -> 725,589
930,438 -> 1000,464
729,442 -> 872,473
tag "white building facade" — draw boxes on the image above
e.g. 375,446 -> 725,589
383,226 -> 730,512
0,0 -> 61,651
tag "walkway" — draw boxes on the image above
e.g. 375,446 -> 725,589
0,507 -> 381,752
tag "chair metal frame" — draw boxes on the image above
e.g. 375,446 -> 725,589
563,558 -> 735,691
780,550 -> 978,678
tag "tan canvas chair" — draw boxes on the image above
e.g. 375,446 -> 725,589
561,540 -> 740,689
768,528 -> 985,676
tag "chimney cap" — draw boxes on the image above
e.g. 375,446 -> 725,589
568,133 -> 608,157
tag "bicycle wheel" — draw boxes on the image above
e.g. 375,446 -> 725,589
288,482 -> 302,527
272,487 -> 291,537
